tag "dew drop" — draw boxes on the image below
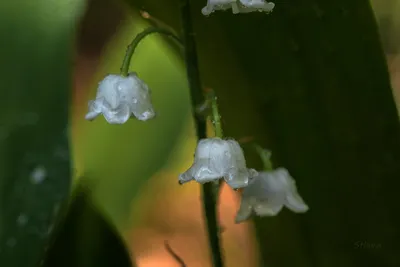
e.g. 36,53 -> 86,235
30,166 -> 47,184
16,214 -> 28,226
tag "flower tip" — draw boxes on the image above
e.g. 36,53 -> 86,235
84,112 -> 98,121
234,212 -> 250,224
201,8 -> 212,16
294,202 -> 309,213
178,173 -> 191,185
137,110 -> 156,121
234,217 -> 243,224
227,180 -> 248,190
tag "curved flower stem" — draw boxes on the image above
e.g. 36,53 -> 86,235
180,0 -> 224,267
208,89 -> 224,138
120,27 -> 183,77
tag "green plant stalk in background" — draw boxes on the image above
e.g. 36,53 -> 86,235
180,0 -> 224,266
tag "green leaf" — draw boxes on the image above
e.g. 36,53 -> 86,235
126,1 -> 400,266
213,2 -> 400,266
0,0 -> 85,266
42,181 -> 134,267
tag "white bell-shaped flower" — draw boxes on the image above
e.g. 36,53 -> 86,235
202,0 -> 274,15
85,72 -> 155,124
238,0 -> 275,13
202,0 -> 240,16
235,168 -> 309,223
179,138 -> 258,189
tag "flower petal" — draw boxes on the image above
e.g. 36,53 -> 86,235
235,198 -> 253,223
254,201 -> 283,216
192,159 -> 223,182
285,190 -> 309,213
126,73 -> 156,121
85,111 -> 99,121
225,168 -> 251,189
237,0 -> 275,13
85,99 -> 103,121
202,0 -> 238,15
102,104 -> 130,124
97,75 -> 121,109
178,172 -> 194,184
135,109 -> 156,121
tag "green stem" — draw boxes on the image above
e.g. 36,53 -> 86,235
253,144 -> 274,171
120,27 -> 183,77
208,90 -> 224,138
180,1 -> 224,267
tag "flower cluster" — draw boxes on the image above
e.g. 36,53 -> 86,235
202,0 -> 275,16
180,138 -> 309,223
84,14 -> 307,225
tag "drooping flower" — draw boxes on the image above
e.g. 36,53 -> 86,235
235,168 -> 309,223
85,72 -> 155,124
201,0 -> 274,15
179,137 -> 258,189
202,0 -> 239,15
238,0 -> 275,13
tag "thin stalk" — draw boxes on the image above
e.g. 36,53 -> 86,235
180,1 -> 224,267
120,27 -> 182,76
209,90 -> 224,138
253,144 -> 274,171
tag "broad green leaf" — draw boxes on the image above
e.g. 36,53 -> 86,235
214,2 -> 400,266
127,1 -> 400,266
0,0 -> 85,266
42,181 -> 134,267
73,9 -> 191,230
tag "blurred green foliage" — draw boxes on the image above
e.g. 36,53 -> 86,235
42,181 -> 134,267
0,0 -> 85,266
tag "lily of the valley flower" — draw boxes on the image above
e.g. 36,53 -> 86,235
235,168 -> 309,223
202,0 -> 239,15
201,0 -> 275,15
179,137 -> 258,189
85,72 -> 155,124
238,0 -> 275,12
